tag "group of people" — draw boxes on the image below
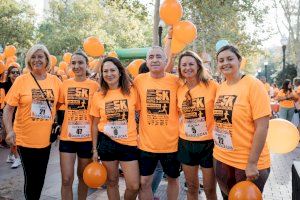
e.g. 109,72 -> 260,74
0,33 -> 272,200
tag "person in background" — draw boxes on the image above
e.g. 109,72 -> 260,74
275,79 -> 298,122
4,44 -> 62,199
260,76 -> 270,96
214,45 -> 271,199
2,65 -> 22,168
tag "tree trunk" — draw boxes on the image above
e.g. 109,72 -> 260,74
296,43 -> 300,76
153,0 -> 160,46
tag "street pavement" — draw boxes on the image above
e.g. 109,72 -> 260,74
0,143 -> 299,200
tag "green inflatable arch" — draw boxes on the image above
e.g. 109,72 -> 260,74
115,47 -> 150,59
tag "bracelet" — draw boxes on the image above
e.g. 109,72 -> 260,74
168,37 -> 172,39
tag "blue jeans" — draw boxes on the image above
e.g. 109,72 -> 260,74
152,161 -> 163,193
279,107 -> 295,122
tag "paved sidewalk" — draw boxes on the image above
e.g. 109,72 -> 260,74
0,144 -> 299,200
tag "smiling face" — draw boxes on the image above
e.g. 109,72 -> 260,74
179,56 -> 198,80
9,67 -> 20,83
146,48 -> 167,75
217,49 -> 241,77
70,54 -> 87,78
30,49 -> 48,74
102,61 -> 120,89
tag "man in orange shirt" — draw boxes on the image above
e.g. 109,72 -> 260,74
134,46 -> 180,200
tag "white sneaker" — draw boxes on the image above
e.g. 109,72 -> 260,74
11,158 -> 21,168
6,154 -> 15,163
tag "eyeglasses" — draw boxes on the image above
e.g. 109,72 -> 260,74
11,71 -> 20,75
185,90 -> 193,106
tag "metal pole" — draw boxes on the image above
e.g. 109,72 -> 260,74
158,26 -> 162,47
265,64 -> 267,82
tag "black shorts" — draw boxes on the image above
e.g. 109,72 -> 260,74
139,150 -> 180,178
177,138 -> 214,168
97,133 -> 139,162
59,140 -> 92,159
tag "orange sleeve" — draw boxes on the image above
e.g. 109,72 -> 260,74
90,92 -> 100,117
250,80 -> 271,120
58,83 -> 65,104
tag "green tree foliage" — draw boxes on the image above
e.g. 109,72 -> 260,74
274,63 -> 297,86
0,0 -> 35,49
37,0 -> 152,56
181,0 -> 269,74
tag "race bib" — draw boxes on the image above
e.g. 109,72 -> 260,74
104,121 -> 128,139
184,118 -> 208,137
213,127 -> 234,150
31,101 -> 52,120
68,121 -> 90,139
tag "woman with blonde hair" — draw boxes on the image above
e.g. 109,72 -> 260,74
177,50 -> 218,200
4,44 -> 62,199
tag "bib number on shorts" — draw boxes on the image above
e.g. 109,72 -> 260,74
104,121 -> 128,139
184,118 -> 208,137
31,102 -> 52,120
68,121 -> 90,139
213,127 -> 234,150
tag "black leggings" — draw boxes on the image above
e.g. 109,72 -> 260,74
18,145 -> 51,200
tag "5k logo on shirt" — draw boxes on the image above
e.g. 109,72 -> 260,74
214,95 -> 237,124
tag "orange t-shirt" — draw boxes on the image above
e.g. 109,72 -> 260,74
177,80 -> 218,141
134,72 -> 180,153
213,75 -> 271,170
90,87 -> 138,146
58,78 -> 99,142
6,73 -> 62,148
276,89 -> 297,108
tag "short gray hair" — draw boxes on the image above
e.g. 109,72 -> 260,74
25,44 -> 51,71
146,46 -> 167,61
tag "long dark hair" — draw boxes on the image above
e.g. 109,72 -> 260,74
100,57 -> 132,96
282,79 -> 292,93
178,50 -> 210,87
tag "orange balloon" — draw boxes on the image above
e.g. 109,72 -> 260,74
0,61 -> 5,74
59,61 -> 68,72
83,36 -> 105,57
67,68 -> 75,78
159,0 -> 183,25
127,59 -> 145,78
107,51 -> 118,58
173,20 -> 197,44
240,57 -> 247,69
229,181 -> 262,200
63,52 -> 72,64
89,59 -> 99,69
4,45 -> 17,57
267,118 -> 299,154
50,55 -> 57,67
171,38 -> 186,54
83,162 -> 107,188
